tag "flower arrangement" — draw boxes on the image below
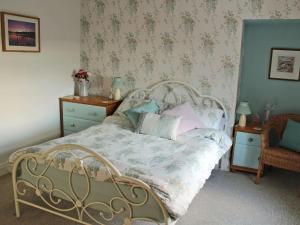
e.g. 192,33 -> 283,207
74,69 -> 91,97
74,69 -> 90,81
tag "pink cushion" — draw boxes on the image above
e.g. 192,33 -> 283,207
163,102 -> 202,135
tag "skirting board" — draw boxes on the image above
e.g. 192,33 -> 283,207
0,161 -> 9,176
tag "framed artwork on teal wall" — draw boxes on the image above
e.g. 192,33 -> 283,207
268,48 -> 300,81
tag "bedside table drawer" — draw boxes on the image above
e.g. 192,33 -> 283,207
232,143 -> 260,169
63,116 -> 100,132
236,131 -> 261,146
63,102 -> 106,122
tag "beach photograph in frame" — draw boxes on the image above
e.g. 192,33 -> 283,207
268,48 -> 300,81
1,12 -> 40,52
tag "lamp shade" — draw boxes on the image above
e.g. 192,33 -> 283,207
112,77 -> 123,88
236,101 -> 251,115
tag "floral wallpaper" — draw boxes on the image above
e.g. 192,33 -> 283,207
80,0 -> 300,124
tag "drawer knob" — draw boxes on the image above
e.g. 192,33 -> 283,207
70,123 -> 76,127
248,137 -> 254,142
67,108 -> 75,112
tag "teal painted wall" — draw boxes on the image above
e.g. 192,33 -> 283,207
239,19 -> 300,120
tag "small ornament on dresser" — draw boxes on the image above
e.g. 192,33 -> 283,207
74,69 -> 91,97
264,102 -> 277,123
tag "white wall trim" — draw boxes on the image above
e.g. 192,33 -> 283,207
0,161 -> 9,177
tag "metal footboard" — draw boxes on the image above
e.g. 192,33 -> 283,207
12,144 -> 169,225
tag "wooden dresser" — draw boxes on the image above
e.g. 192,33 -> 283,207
59,96 -> 121,137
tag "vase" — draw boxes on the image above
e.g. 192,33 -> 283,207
79,79 -> 89,97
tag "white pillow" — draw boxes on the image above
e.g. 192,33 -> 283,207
136,113 -> 181,140
193,106 -> 224,130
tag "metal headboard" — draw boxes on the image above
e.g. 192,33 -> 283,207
125,80 -> 229,132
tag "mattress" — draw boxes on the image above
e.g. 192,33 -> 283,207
9,115 -> 232,218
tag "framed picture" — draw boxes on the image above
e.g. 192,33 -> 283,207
1,12 -> 40,52
268,48 -> 300,81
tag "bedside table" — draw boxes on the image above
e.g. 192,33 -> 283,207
59,96 -> 121,137
231,124 -> 262,173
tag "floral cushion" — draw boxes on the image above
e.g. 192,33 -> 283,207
136,113 -> 181,140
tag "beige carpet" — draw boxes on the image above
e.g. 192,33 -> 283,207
1,169 -> 299,225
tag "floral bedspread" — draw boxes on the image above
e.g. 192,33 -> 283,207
9,116 -> 232,219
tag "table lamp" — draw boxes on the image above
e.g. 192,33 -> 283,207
111,77 -> 123,100
236,101 -> 251,127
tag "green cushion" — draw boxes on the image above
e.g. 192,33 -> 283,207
279,119 -> 300,153
124,100 -> 159,128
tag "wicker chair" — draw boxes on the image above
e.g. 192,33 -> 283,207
256,114 -> 300,184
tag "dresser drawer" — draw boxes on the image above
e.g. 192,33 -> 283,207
232,143 -> 260,169
235,131 -> 261,146
63,102 -> 106,122
63,116 -> 100,132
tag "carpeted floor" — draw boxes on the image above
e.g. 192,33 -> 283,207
0,169 -> 299,225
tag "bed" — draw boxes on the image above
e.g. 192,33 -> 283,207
9,80 -> 232,225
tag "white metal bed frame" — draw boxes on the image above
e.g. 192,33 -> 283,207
11,80 -> 228,225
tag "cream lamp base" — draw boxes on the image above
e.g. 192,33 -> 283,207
238,114 -> 247,127
113,88 -> 121,100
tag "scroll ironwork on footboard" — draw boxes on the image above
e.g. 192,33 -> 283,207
12,144 -> 169,225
